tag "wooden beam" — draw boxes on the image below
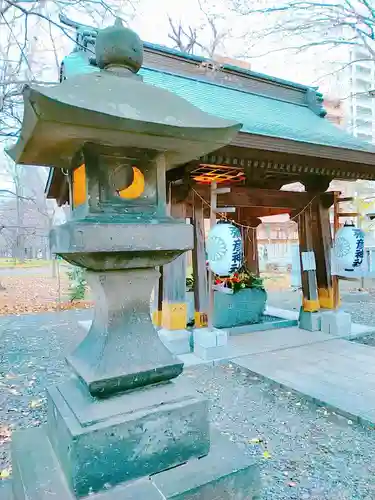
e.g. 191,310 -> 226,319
178,184 -> 322,210
231,132 -> 375,169
201,143 -> 375,179
184,205 -> 291,218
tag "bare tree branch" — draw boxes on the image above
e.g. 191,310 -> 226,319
0,0 -> 136,139
231,0 -> 375,63
167,1 -> 230,59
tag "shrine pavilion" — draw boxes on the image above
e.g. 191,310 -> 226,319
45,18 -> 375,339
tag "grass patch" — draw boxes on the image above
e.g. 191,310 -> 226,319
0,258 -> 52,268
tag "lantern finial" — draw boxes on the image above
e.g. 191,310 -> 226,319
95,17 -> 143,73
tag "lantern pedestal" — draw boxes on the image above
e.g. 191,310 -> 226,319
67,268 -> 184,396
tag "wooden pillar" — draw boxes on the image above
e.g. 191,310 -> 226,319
311,195 -> 337,309
245,226 -> 260,275
237,209 -> 261,275
192,200 -> 208,328
151,267 -> 163,327
161,200 -> 188,331
297,206 -> 320,313
332,191 -> 340,309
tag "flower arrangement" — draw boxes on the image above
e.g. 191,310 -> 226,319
214,265 -> 264,294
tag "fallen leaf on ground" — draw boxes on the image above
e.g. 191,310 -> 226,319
29,399 -> 43,409
0,425 -> 12,444
7,388 -> 21,395
0,469 -> 10,479
249,437 -> 263,444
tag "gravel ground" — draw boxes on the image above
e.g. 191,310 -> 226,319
2,309 -> 375,498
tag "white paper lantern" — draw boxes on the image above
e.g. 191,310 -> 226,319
334,221 -> 365,271
206,222 -> 243,276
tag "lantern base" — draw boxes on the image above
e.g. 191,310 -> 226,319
9,420 -> 260,500
40,375 -> 210,497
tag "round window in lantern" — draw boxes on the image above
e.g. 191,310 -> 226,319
206,222 -> 243,276
118,167 -> 145,199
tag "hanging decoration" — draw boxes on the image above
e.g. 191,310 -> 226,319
334,221 -> 365,271
206,221 -> 243,276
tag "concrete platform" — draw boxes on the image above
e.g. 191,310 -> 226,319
78,309 -> 375,426
234,338 -> 375,427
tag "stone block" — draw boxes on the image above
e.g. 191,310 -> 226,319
194,343 -> 229,361
10,428 -> 260,500
11,426 -> 165,500
47,376 -> 210,497
159,328 -> 192,354
321,310 -> 351,336
11,426 -> 73,500
193,327 -> 229,361
193,327 -> 228,348
152,429 -> 260,499
298,308 -> 321,332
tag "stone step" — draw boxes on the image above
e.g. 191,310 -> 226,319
11,426 -> 73,499
11,425 -> 164,499
9,425 -> 260,499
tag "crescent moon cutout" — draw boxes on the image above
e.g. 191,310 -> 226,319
119,167 -> 145,199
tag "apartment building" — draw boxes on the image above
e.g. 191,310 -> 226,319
345,47 -> 375,144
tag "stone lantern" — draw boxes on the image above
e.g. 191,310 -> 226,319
6,20 -> 259,499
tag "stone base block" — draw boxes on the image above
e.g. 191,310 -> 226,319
152,429 -> 260,499
298,307 -> 321,332
321,310 -> 351,336
10,426 -> 260,500
46,376 -> 209,497
159,328 -> 192,354
193,327 -> 228,361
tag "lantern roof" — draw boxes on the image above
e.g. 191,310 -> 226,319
6,19 -> 241,170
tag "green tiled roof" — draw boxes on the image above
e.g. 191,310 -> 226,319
62,51 -> 375,154
143,41 -> 312,92
140,67 -> 373,152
